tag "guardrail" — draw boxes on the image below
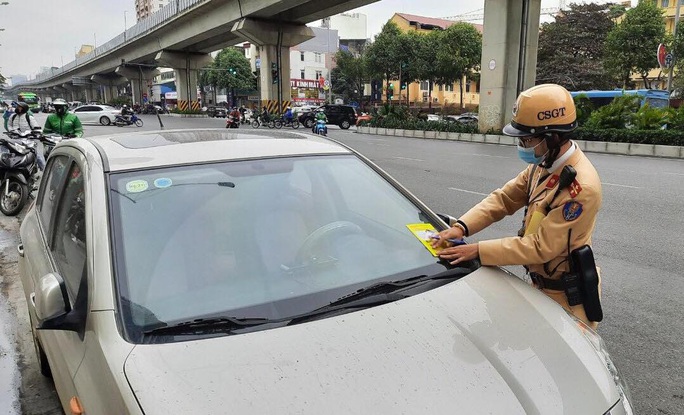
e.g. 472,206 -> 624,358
15,0 -> 207,86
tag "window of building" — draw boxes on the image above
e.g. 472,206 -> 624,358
315,70 -> 323,80
445,84 -> 454,92
314,53 -> 322,63
420,81 -> 430,91
465,82 -> 471,93
300,52 -> 305,62
301,70 -> 306,80
662,0 -> 669,7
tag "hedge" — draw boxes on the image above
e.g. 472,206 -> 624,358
363,118 -> 684,146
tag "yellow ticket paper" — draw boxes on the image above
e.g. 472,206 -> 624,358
406,223 -> 441,257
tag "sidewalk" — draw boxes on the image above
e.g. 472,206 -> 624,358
356,126 -> 684,159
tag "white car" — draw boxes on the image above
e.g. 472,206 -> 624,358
18,129 -> 633,414
72,104 -> 121,126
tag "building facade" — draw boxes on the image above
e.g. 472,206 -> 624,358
135,0 -> 170,20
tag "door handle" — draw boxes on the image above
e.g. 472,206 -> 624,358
17,244 -> 24,257
30,292 -> 36,307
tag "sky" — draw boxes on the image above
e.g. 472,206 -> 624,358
0,0 -> 627,80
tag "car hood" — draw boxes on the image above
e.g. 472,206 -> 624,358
124,268 -> 619,415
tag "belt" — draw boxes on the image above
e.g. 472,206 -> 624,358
529,272 -> 567,291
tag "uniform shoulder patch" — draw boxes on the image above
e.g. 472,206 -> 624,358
545,175 -> 560,189
563,201 -> 583,221
568,180 -> 582,198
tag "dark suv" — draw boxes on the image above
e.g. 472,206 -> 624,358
299,105 -> 358,129
206,106 -> 228,118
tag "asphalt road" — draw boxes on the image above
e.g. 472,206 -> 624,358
328,130 -> 684,415
1,114 -> 682,414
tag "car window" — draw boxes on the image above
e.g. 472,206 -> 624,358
51,163 -> 87,297
109,155 -> 449,339
38,156 -> 70,234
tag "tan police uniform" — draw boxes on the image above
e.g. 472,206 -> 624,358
457,145 -> 602,327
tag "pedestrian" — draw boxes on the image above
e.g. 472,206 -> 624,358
431,83 -> 603,329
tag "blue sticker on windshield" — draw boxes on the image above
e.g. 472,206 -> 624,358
154,178 -> 173,188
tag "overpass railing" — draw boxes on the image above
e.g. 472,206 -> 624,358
16,0 -> 208,87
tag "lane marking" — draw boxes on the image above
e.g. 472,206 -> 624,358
448,187 -> 489,196
393,156 -> 425,162
663,172 -> 684,177
602,182 -> 641,189
471,153 -> 511,159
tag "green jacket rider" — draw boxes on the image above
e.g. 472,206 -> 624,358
315,111 -> 327,122
43,99 -> 84,137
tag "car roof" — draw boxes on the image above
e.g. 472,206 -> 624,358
74,129 -> 352,172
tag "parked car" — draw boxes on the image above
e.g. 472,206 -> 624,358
205,106 -> 228,118
18,129 -> 633,415
72,104 -> 121,126
298,104 -> 358,129
427,114 -> 442,122
445,113 -> 479,126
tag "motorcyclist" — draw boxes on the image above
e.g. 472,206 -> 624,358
8,102 -> 40,133
229,107 -> 241,127
8,102 -> 45,170
43,98 -> 84,138
284,106 -> 294,125
120,105 -> 133,122
313,108 -> 327,133
3,101 -> 18,132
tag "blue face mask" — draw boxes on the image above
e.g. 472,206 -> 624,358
517,142 -> 546,165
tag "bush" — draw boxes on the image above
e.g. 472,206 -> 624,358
575,128 -> 684,146
584,95 -> 640,129
367,116 -> 478,134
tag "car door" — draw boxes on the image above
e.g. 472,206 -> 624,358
326,105 -> 341,124
30,150 -> 90,411
73,106 -> 96,124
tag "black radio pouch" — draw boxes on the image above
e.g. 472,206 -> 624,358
570,245 -> 603,322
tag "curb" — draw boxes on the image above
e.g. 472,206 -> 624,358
168,113 -> 208,118
356,126 -> 684,159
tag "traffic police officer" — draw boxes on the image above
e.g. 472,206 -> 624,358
432,84 -> 603,328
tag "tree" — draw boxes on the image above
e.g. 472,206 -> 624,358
409,30 -> 441,108
434,23 -> 482,109
203,47 -> 254,106
365,22 -> 405,102
330,50 -> 367,104
537,3 -> 621,90
0,72 -> 5,93
605,0 -> 666,89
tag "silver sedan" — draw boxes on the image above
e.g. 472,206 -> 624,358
71,104 -> 121,126
17,129 -> 633,414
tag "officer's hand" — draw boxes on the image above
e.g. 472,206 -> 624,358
438,243 -> 480,265
430,226 -> 465,249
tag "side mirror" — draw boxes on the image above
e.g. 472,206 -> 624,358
35,273 -> 69,322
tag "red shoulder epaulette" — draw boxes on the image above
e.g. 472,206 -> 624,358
569,180 -> 582,198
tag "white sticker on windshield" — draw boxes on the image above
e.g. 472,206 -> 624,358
126,180 -> 149,193
154,178 -> 173,188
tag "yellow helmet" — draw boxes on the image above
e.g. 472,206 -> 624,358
503,84 -> 577,137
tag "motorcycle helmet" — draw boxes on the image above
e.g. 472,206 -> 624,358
15,102 -> 29,114
502,84 -> 577,168
53,98 -> 69,116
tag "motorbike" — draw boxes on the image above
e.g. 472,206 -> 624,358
281,116 -> 300,129
250,114 -> 283,129
313,119 -> 328,136
0,132 -> 39,216
225,115 -> 240,129
115,113 -> 144,127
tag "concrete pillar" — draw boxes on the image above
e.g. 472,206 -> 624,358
115,66 -> 160,106
478,0 -> 541,132
92,74 -> 127,104
61,84 -> 77,102
52,86 -> 67,100
154,51 -> 211,107
232,18 -> 314,110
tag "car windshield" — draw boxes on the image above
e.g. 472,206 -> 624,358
109,155 -> 461,342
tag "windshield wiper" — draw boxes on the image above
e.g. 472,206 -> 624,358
287,266 -> 473,325
143,316 -> 276,337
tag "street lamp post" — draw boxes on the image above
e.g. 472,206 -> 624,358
124,11 -> 128,41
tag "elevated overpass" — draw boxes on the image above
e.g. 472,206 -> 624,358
7,0 -> 542,131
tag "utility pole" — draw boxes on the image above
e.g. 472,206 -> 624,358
667,0 -> 682,96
